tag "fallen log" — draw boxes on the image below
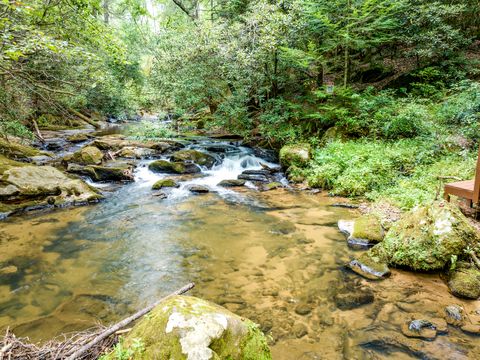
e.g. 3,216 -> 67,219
66,282 -> 195,360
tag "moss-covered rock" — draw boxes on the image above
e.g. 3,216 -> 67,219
339,215 -> 384,249
0,138 -> 49,160
171,150 -> 216,168
218,179 -> 246,187
116,295 -> 271,360
378,201 -> 480,271
68,146 -> 103,165
263,182 -> 283,191
448,263 -> 480,299
0,157 -> 102,217
117,146 -> 155,159
152,179 -> 180,190
279,144 -> 311,169
67,133 -> 90,143
319,126 -> 348,146
67,163 -> 134,182
348,246 -> 391,280
149,160 -> 201,174
286,165 -> 306,183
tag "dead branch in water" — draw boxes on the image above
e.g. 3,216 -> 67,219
0,283 -> 195,360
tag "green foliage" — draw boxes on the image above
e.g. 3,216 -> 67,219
126,121 -> 176,140
305,139 -> 476,209
99,337 -> 145,360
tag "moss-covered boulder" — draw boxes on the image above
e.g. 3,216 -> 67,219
152,179 -> 180,190
378,201 -> 480,271
279,144 -> 311,169
0,138 -> 50,160
117,146 -> 155,159
448,263 -> 480,299
0,157 -> 102,217
319,126 -> 348,146
118,295 -> 271,360
68,146 -> 103,165
339,215 -> 384,249
171,150 -> 216,168
348,246 -> 391,280
67,163 -> 134,182
263,182 -> 283,191
149,160 -> 201,174
67,133 -> 90,143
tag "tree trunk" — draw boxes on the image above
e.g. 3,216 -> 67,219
103,0 -> 110,24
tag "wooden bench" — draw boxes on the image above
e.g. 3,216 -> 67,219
444,147 -> 480,208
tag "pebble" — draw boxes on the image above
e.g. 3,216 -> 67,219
295,303 -> 312,316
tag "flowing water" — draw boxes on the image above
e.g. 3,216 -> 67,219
1,138 -> 479,359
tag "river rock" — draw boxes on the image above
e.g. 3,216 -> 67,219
67,133 -> 90,143
461,324 -> 480,335
295,303 -> 312,316
334,287 -> 374,310
238,173 -> 269,182
279,144 -> 311,169
444,305 -> 465,326
218,179 -> 246,187
68,163 -> 134,182
171,149 -> 216,168
115,295 -> 272,360
348,246 -> 391,280
339,215 -> 384,249
448,263 -> 480,299
293,323 -> 308,338
149,160 -> 201,174
400,320 -> 437,340
117,146 -> 155,159
188,185 -> 209,194
263,182 -> 283,191
0,138 -> 47,160
67,146 -> 103,165
0,157 -> 102,216
152,179 -> 179,190
373,201 -> 480,271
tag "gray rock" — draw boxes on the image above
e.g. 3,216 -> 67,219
218,179 -> 246,187
188,185 -> 210,194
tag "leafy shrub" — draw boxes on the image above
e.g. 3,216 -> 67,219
126,121 -> 175,140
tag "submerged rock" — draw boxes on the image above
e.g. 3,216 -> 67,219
372,201 -> 480,271
171,150 -> 216,168
444,305 -> 465,326
348,246 -> 390,280
401,319 -> 437,340
149,160 -> 201,174
218,179 -> 246,187
448,263 -> 480,299
263,182 -> 283,191
152,179 -> 180,190
279,144 -> 311,169
118,295 -> 271,360
334,287 -> 374,310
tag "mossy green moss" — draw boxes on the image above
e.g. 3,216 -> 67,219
0,139 -> 45,159
279,144 -> 311,169
351,215 -> 384,243
152,179 -> 179,190
448,263 -> 480,299
377,201 -> 480,271
117,295 -> 271,360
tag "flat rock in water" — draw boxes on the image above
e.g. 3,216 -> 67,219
461,324 -> 480,335
238,174 -> 269,182
188,185 -> 209,194
401,320 -> 437,340
444,305 -> 465,326
218,179 -> 246,187
348,247 -> 390,280
242,169 -> 271,176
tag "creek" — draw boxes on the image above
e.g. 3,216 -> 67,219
0,129 -> 479,359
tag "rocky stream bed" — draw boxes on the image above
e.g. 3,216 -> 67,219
1,122 -> 480,359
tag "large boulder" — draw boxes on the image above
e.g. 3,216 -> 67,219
379,201 -> 480,271
117,146 -> 155,159
118,295 -> 271,360
68,146 -> 103,165
171,150 -> 216,168
149,160 -> 201,174
448,263 -> 480,299
0,156 -> 102,216
279,144 -> 311,169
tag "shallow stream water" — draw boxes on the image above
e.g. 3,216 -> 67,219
1,137 -> 479,359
